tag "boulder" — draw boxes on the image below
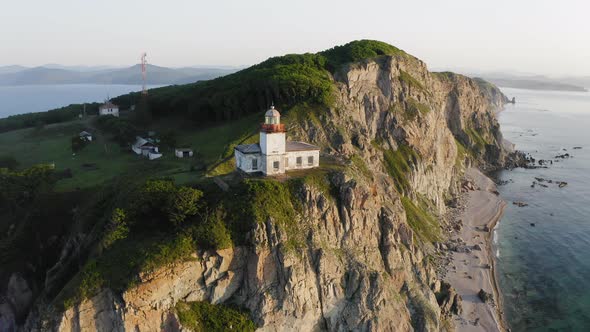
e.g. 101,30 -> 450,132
477,289 -> 493,304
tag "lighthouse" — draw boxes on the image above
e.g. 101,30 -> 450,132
234,105 -> 320,176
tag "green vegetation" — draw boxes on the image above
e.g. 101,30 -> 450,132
60,231 -> 199,309
399,70 -> 424,90
114,53 -> 335,124
0,103 -> 100,133
406,98 -> 430,120
454,139 -> 472,169
321,40 -> 405,71
109,40 -> 405,126
401,196 -> 440,243
175,301 -> 256,332
388,98 -> 430,123
407,284 -> 439,330
382,144 -> 420,194
0,155 -> 19,170
349,154 -> 372,180
465,127 -> 488,152
57,172 -> 341,307
94,115 -> 138,146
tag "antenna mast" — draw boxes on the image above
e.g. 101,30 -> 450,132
141,52 -> 148,95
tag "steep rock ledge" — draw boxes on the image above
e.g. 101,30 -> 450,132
25,52 -> 509,332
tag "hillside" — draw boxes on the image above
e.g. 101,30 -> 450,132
0,40 -> 513,331
0,64 -> 237,86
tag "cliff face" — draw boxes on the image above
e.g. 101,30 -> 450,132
26,53 -> 507,332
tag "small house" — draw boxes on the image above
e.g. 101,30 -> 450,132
175,148 -> 193,158
79,131 -> 93,142
132,136 -> 162,160
99,101 -> 119,117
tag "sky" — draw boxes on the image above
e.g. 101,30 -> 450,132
1,0 -> 589,76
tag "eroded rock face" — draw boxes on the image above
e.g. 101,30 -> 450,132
26,55 -> 508,332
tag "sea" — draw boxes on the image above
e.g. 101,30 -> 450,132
495,87 -> 590,331
0,84 -> 165,118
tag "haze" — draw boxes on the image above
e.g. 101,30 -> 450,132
2,0 -> 589,76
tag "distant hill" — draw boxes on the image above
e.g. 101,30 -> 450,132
449,70 -> 589,92
0,64 -> 238,85
483,77 -> 587,92
0,65 -> 28,74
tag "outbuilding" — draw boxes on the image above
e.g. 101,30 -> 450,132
175,148 -> 194,158
132,136 -> 162,160
79,131 -> 93,142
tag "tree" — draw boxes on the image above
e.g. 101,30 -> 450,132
101,208 -> 130,249
134,96 -> 152,127
71,135 -> 88,153
0,155 -> 18,170
166,186 -> 204,226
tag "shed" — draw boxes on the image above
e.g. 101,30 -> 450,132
175,148 -> 194,158
79,131 -> 93,142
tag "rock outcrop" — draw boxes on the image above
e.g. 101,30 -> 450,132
21,48 -> 509,332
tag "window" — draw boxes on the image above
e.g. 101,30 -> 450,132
252,159 -> 258,170
273,161 -> 279,170
296,156 -> 302,166
285,157 -> 289,167
308,156 -> 314,166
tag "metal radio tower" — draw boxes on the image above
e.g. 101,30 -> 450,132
141,52 -> 148,95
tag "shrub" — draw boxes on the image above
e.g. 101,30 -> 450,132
383,144 -> 420,194
401,196 -> 440,243
101,208 -> 129,249
0,155 -> 19,170
175,301 -> 256,332
71,135 -> 88,153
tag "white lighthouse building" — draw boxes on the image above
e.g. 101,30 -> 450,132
234,106 -> 320,176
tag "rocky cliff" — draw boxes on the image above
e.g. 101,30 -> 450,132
17,41 -> 509,332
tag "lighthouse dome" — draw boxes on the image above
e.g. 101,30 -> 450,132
265,105 -> 280,118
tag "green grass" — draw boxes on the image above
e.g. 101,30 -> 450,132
321,40 -> 406,71
401,196 -> 440,243
175,301 -> 255,332
399,70 -> 424,90
349,154 -> 373,180
465,127 -> 488,152
57,231 -> 199,309
0,113 -> 267,190
382,144 -> 420,194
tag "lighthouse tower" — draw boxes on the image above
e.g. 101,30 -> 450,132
259,105 -> 286,174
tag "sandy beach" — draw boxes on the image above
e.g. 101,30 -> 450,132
446,168 -> 506,331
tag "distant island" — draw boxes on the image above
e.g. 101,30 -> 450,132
483,77 -> 587,92
0,64 -> 239,86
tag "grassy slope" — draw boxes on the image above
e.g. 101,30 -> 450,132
0,114 -> 260,190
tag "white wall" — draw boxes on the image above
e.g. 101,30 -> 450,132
99,108 -> 120,117
284,150 -> 320,171
261,154 -> 286,175
235,150 -> 261,173
259,132 -> 285,155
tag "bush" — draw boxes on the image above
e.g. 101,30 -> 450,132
94,115 -> 138,146
0,155 -> 19,170
0,103 -> 100,133
101,208 -> 129,249
190,209 -> 232,249
129,180 -> 204,228
71,135 -> 88,153
175,301 -> 256,332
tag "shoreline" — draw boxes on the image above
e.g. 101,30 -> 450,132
444,168 -> 508,331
